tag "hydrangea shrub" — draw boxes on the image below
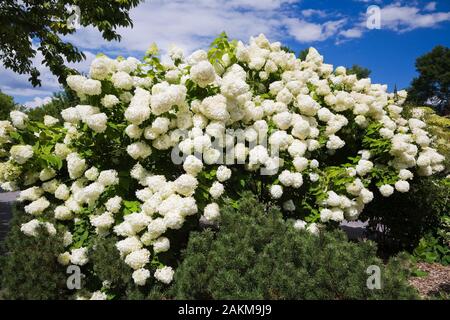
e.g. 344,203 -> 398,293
0,33 -> 445,298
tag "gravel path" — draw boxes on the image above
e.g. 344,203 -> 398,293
409,262 -> 450,298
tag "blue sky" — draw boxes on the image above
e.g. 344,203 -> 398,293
1,0 -> 449,107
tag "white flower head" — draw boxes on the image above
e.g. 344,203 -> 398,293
270,184 -> 283,199
70,247 -> 89,266
132,268 -> 151,286
154,266 -> 174,284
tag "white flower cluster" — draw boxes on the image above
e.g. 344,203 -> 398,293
61,104 -> 108,133
106,163 -> 201,284
20,219 -> 56,237
10,144 -> 34,164
1,34 -> 445,293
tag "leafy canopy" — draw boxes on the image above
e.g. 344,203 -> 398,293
0,90 -> 18,120
407,46 -> 450,114
347,64 -> 372,80
0,0 -> 141,86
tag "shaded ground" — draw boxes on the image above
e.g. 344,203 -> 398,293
0,191 -> 18,243
409,262 -> 450,299
340,220 -> 368,240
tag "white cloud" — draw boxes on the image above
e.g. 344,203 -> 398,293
354,0 -> 382,3
221,0 -> 297,10
62,0 -> 297,55
0,63 -> 60,100
2,0 -> 301,103
163,0 -> 297,11
284,18 -> 347,43
340,3 -> 450,41
379,4 -> 450,32
24,96 -> 52,109
301,9 -> 327,18
424,2 -> 437,12
2,0 -> 450,104
340,28 -> 363,39
0,48 -> 96,103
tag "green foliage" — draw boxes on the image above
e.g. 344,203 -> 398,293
0,206 -> 171,300
208,32 -> 237,58
0,204 -> 70,299
362,176 -> 450,256
413,233 -> 450,265
89,236 -> 133,295
362,122 -> 392,160
411,177 -> 450,265
0,90 -> 20,120
377,106 -> 450,264
1,112 -> 68,178
407,46 -> 450,114
420,107 -> 450,169
298,48 -> 308,61
280,46 -> 295,55
0,0 -> 141,86
71,218 -> 94,249
347,64 -> 372,79
89,235 -> 173,300
171,193 -> 418,299
438,214 -> 450,249
208,32 -> 238,74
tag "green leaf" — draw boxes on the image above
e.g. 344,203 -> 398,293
122,200 -> 141,215
411,269 -> 428,277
